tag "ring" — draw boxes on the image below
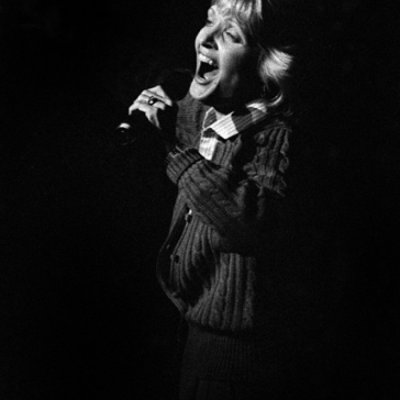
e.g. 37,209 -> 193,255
147,96 -> 157,106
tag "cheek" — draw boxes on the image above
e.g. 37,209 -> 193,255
222,54 -> 252,84
219,55 -> 259,97
235,54 -> 259,84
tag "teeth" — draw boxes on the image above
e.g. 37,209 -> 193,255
199,53 -> 216,67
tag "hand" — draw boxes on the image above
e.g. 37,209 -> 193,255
129,85 -> 174,131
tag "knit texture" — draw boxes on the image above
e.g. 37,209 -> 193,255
158,93 -> 291,333
180,325 -> 275,384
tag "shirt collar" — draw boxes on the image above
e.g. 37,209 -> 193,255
202,98 -> 269,140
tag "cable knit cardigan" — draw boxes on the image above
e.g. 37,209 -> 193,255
157,93 -> 291,334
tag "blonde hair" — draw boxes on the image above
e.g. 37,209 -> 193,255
211,0 -> 293,108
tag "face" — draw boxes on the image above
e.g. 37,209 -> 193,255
189,5 -> 260,112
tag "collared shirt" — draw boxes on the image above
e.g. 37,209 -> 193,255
199,99 -> 269,161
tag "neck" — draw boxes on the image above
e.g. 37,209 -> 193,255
214,108 -> 230,120
213,92 -> 261,119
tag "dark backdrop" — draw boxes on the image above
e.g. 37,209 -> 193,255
1,1 -> 398,399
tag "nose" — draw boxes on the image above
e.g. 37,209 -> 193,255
199,26 -> 219,50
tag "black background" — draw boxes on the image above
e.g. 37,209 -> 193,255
1,1 -> 399,399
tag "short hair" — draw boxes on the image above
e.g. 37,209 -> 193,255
211,0 -> 293,108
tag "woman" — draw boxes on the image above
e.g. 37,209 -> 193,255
130,0 -> 293,398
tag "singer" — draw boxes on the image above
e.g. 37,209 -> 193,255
129,1 -> 294,398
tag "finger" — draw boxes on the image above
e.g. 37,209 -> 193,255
127,85 -> 173,119
128,102 -> 139,114
141,92 -> 169,107
128,93 -> 155,114
138,95 -> 169,110
140,94 -> 170,111
130,98 -> 154,114
146,111 -> 161,130
149,99 -> 168,111
128,98 -> 163,130
149,85 -> 171,101
143,87 -> 173,107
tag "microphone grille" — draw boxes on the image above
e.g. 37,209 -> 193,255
159,68 -> 193,101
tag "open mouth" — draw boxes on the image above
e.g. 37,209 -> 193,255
197,53 -> 219,81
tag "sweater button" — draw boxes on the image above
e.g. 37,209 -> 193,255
185,209 -> 193,223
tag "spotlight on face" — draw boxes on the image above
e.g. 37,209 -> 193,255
189,4 -> 260,112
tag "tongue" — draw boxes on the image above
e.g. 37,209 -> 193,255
200,65 -> 218,81
198,61 -> 218,80
204,69 -> 218,79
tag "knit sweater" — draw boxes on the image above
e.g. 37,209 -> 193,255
157,93 -> 291,334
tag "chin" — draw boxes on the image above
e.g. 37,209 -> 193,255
190,79 -> 234,111
189,77 -> 219,104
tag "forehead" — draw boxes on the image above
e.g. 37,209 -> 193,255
209,2 -> 256,39
209,3 -> 236,20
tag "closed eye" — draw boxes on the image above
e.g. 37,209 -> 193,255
224,30 -> 241,42
223,28 -> 246,45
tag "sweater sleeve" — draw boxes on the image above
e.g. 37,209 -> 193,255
166,123 -> 290,253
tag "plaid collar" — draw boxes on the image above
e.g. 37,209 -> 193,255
202,98 -> 269,139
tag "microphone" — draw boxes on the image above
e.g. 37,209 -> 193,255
115,69 -> 193,145
115,111 -> 149,146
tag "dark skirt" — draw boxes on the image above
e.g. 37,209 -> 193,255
178,324 -> 285,400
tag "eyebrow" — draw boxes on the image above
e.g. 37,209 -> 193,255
207,6 -> 248,43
